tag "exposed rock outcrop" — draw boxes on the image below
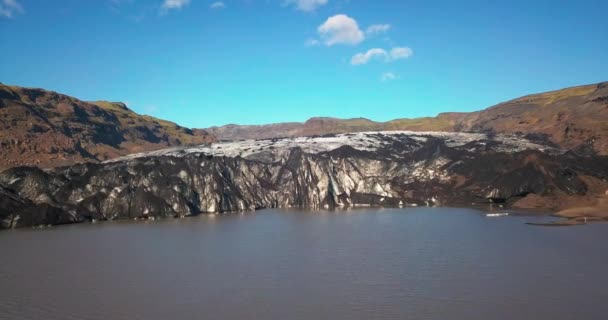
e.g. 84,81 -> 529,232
2,131 -> 607,229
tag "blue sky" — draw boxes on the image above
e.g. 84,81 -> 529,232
1,0 -> 607,128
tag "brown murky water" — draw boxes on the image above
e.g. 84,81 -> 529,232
1,208 -> 607,320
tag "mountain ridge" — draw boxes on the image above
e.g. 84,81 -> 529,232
1,81 -> 607,171
206,82 -> 608,155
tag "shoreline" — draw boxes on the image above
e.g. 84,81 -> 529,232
3,198 -> 607,231
0,204 -> 575,231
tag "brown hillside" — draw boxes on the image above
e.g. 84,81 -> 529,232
0,84 -> 215,170
459,82 -> 608,154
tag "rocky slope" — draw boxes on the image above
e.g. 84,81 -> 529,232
208,82 -> 608,155
2,131 -> 607,229
0,84 -> 215,170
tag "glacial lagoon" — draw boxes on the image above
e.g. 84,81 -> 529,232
1,208 -> 607,320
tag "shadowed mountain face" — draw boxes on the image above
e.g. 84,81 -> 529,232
0,84 -> 216,170
207,82 -> 608,155
1,131 -> 607,229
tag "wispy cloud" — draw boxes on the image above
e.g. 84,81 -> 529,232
210,1 -> 225,9
305,39 -> 321,47
366,24 -> 390,36
318,14 -> 365,46
351,47 -> 413,65
0,0 -> 24,18
285,0 -> 328,12
351,48 -> 387,65
389,47 -> 413,60
381,72 -> 398,82
160,0 -> 191,14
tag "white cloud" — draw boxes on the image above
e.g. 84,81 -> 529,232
351,48 -> 388,65
318,14 -> 365,46
160,0 -> 190,14
366,24 -> 391,36
381,72 -> 398,82
305,39 -> 321,47
390,47 -> 413,60
351,46 -> 413,65
0,0 -> 23,18
285,0 -> 328,12
210,1 -> 225,9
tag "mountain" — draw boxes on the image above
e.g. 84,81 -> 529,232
206,114 -> 466,141
2,81 -> 608,229
458,82 -> 608,154
207,82 -> 608,155
0,84 -> 215,170
1,81 -> 606,171
2,131 -> 607,229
